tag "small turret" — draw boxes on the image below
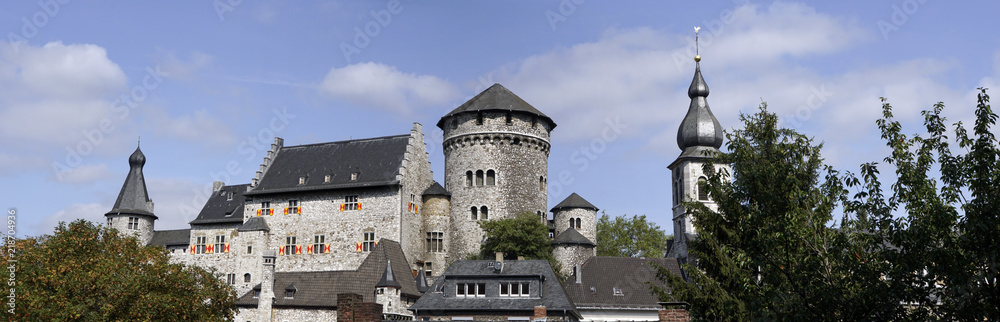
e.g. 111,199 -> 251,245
105,145 -> 157,245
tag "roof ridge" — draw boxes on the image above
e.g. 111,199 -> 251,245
282,134 -> 410,149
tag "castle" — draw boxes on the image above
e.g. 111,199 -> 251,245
103,56 -> 725,321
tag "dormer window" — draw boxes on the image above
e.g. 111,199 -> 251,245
324,174 -> 331,183
285,284 -> 296,298
226,192 -> 233,200
351,173 -> 358,181
298,176 -> 306,185
613,287 -> 624,296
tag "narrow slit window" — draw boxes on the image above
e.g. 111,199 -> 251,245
466,171 -> 473,187
698,177 -> 709,201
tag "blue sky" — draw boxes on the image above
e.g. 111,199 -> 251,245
1,1 -> 998,238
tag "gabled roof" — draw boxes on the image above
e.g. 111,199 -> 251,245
147,229 -> 190,247
246,135 -> 410,195
236,239 -> 419,308
410,260 -> 578,318
190,184 -> 249,225
106,146 -> 156,218
552,227 -> 595,247
237,217 -> 270,232
563,257 -> 683,310
550,192 -> 598,212
436,83 -> 556,130
422,181 -> 450,197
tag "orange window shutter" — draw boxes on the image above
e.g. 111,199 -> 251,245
340,204 -> 345,211
225,243 -> 230,253
206,244 -> 213,254
415,205 -> 418,213
284,208 -> 288,215
356,242 -> 362,252
279,247 -> 285,255
296,245 -> 302,255
358,203 -> 362,210
190,245 -> 195,254
307,245 -> 313,254
325,244 -> 331,253
257,209 -> 261,216
374,241 -> 378,248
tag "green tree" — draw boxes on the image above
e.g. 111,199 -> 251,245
596,212 -> 670,257
477,212 -> 554,262
652,105 -> 895,320
4,219 -> 236,321
843,88 -> 999,320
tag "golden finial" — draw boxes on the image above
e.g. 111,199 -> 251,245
694,26 -> 702,62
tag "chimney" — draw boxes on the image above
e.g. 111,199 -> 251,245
212,181 -> 225,192
533,306 -> 546,320
574,265 -> 582,284
259,250 -> 276,322
496,252 -> 503,262
658,302 -> 690,322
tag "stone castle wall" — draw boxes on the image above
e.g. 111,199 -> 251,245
553,208 -> 597,242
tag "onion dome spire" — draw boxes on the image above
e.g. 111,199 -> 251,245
106,144 -> 156,218
676,27 -> 723,152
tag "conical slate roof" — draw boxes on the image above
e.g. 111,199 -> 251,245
550,192 -> 598,212
552,227 -> 595,247
415,267 -> 429,293
676,61 -> 723,152
376,259 -> 401,289
106,146 -> 156,218
437,83 -> 556,130
422,181 -> 450,196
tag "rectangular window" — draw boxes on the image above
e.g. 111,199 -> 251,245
426,232 -> 443,253
456,283 -> 486,297
227,274 -> 236,285
247,245 -> 253,254
226,191 -> 233,201
285,236 -> 297,255
362,232 -> 375,252
127,217 -> 139,230
107,218 -> 112,226
215,235 -> 226,254
499,282 -> 529,297
259,201 -> 273,216
313,235 -> 326,254
196,236 -> 207,254
344,195 -> 360,211
287,200 -> 300,214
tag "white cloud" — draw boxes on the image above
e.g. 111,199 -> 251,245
145,177 -> 215,230
155,50 -> 213,81
33,202 -> 108,236
144,106 -> 237,148
47,163 -> 115,185
319,62 -> 461,114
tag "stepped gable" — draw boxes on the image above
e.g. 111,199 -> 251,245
190,184 -> 249,225
247,135 -> 410,195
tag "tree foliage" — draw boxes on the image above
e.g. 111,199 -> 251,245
477,212 -> 554,262
596,212 -> 670,257
4,219 -> 236,321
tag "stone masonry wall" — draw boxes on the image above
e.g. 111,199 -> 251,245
400,123 -> 435,271
442,111 -> 552,260
107,214 -> 155,246
553,208 -> 597,242
553,244 -> 596,276
420,195 -> 450,276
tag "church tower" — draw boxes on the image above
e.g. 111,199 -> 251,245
668,48 -> 729,261
437,84 -> 556,260
105,145 -> 157,245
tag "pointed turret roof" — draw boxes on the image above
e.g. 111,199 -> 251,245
376,259 -> 401,289
106,146 -> 156,219
550,192 -> 598,212
676,60 -> 723,154
437,83 -> 556,130
423,181 -> 450,197
415,267 -> 429,293
552,227 -> 596,247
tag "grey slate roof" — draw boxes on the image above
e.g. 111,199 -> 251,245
409,260 -> 579,318
236,239 -> 419,308
246,135 -> 410,195
415,267 -> 429,293
563,257 -> 683,309
190,184 -> 249,225
147,229 -> 190,247
422,181 -> 450,196
376,260 -> 402,288
436,83 -> 556,130
676,61 -> 723,152
550,192 -> 599,212
237,217 -> 271,232
552,227 -> 595,246
106,146 -> 156,218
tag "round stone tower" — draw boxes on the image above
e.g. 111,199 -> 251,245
551,192 -> 598,243
105,146 -> 157,245
437,83 -> 556,260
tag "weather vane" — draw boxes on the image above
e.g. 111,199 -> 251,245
694,26 -> 702,62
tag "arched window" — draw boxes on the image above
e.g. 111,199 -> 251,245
539,176 -> 545,191
466,171 -> 473,187
470,206 -> 478,220
480,206 -> 489,220
486,170 -> 496,186
576,218 -> 582,229
476,112 -> 483,125
244,273 -> 251,283
568,218 -> 574,227
476,170 -> 484,186
505,112 -> 512,125
698,177 -> 710,201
